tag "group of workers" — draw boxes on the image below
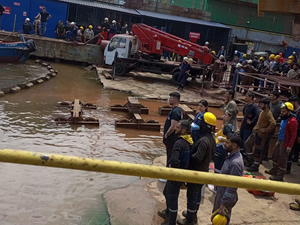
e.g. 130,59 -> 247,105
158,86 -> 300,224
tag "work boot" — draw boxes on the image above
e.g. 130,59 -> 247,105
245,160 -> 253,167
158,209 -> 168,220
269,175 -> 283,182
247,164 -> 259,172
176,217 -> 196,225
289,202 -> 300,211
182,211 -> 198,223
265,168 -> 276,175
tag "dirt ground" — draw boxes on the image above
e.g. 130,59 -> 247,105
97,67 -> 300,224
105,156 -> 300,225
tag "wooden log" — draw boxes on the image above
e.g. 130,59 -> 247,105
102,70 -> 113,79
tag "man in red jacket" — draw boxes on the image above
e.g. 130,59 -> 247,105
265,102 -> 298,181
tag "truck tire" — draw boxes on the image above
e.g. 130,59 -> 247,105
114,63 -> 127,76
172,71 -> 180,84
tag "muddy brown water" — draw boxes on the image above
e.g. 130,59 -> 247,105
0,61 -> 223,225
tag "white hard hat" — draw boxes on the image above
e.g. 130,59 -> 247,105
183,57 -> 189,62
112,20 -> 116,24
247,60 -> 253,64
219,55 -> 224,59
71,22 -> 75,25
205,41 -> 209,45
236,63 -> 242,68
25,18 -> 30,21
234,50 -> 238,54
104,17 -> 108,21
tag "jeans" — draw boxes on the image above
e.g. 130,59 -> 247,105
186,182 -> 204,223
39,22 -> 47,37
163,180 -> 183,225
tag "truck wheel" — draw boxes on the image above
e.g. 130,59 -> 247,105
114,63 -> 127,76
172,71 -> 180,84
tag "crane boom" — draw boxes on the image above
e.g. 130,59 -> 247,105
132,23 -> 212,64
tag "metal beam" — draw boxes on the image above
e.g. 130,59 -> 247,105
0,149 -> 300,195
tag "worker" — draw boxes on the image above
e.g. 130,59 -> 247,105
158,120 -> 193,225
101,17 -> 110,40
162,92 -> 183,174
84,25 -> 94,43
288,96 -> 300,168
191,100 -> 208,144
211,51 -> 216,56
224,89 -> 239,115
281,60 -> 293,76
279,52 -> 284,63
270,55 -> 281,75
23,18 -> 33,34
109,20 -> 118,40
268,54 -> 276,71
177,112 -> 217,225
76,26 -> 84,42
177,57 -> 191,91
239,54 -> 247,63
232,63 -> 242,91
292,51 -> 298,63
240,92 -> 260,158
265,102 -> 298,181
217,46 -> 226,58
245,97 -> 276,172
204,41 -> 209,49
212,133 -> 244,225
287,63 -> 300,79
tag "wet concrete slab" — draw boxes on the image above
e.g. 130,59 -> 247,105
96,67 -> 225,106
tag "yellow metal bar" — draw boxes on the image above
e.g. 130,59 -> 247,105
1,149 -> 300,195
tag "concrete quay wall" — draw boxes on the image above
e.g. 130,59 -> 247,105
0,31 -> 102,65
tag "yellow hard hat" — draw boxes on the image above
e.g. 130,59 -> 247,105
275,55 -> 281,60
281,102 -> 294,111
212,51 -> 216,55
243,54 -> 247,58
293,51 -> 296,55
203,112 -> 217,127
211,209 -> 229,225
259,57 -> 264,61
88,25 -> 93,29
80,26 -> 84,29
269,54 -> 275,59
288,60 -> 294,64
288,55 -> 294,60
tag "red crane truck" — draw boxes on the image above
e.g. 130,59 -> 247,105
103,23 -> 213,82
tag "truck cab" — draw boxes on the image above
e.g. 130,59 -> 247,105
104,34 -> 138,65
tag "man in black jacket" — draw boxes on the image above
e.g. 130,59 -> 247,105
177,112 -> 217,225
158,120 -> 193,225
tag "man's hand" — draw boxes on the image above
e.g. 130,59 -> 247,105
286,147 -> 292,153
218,204 -> 226,216
246,119 -> 251,125
164,134 -> 168,139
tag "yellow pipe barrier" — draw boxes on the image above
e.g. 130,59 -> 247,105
0,149 -> 300,195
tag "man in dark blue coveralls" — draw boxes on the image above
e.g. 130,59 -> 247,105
178,57 -> 191,91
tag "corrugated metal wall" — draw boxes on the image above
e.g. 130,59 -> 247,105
206,0 -> 293,35
0,0 -> 67,38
